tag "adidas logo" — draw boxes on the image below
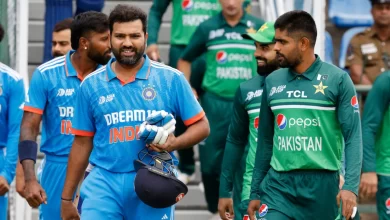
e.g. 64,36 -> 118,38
161,214 -> 168,220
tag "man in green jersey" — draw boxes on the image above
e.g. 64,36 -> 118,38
146,0 -> 251,184
177,0 -> 264,215
217,21 -> 279,220
359,70 -> 390,220
247,11 -> 362,220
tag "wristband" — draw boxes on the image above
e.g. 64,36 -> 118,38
18,140 -> 38,164
61,197 -> 73,202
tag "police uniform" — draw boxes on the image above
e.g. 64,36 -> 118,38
250,56 -> 362,219
71,55 -> 205,219
362,70 -> 390,220
0,63 -> 25,220
180,11 -> 264,213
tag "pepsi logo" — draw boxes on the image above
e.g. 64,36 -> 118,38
258,204 -> 268,217
276,114 -> 287,130
242,215 -> 249,220
176,193 -> 185,202
216,51 -> 228,64
182,0 -> 194,11
386,198 -> 390,210
254,117 -> 259,129
351,95 -> 359,109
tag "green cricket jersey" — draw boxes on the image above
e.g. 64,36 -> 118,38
362,71 -> 390,175
181,12 -> 264,99
219,75 -> 264,200
250,56 -> 363,199
147,0 -> 252,46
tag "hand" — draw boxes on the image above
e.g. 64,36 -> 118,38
148,134 -> 176,152
247,200 -> 261,220
16,163 -> 26,198
336,190 -> 357,220
218,198 -> 234,220
24,179 -> 47,208
61,200 -> 80,220
339,175 -> 345,190
146,44 -> 160,61
0,176 -> 10,196
359,172 -> 378,199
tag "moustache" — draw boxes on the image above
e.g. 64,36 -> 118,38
255,57 -> 267,62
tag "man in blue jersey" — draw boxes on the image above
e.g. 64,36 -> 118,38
0,23 -> 25,220
60,5 -> 210,220
18,11 -> 111,220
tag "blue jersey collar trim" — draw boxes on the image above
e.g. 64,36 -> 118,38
65,50 -> 77,77
106,54 -> 151,82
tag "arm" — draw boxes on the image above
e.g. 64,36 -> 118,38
61,136 -> 93,200
147,0 -> 171,46
345,38 -> 371,85
219,88 -> 249,198
249,83 -> 274,200
177,25 -> 208,81
338,74 -> 363,195
0,79 -> 25,184
16,162 -> 25,197
349,64 -> 371,85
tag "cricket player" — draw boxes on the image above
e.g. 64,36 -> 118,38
218,21 -> 278,220
177,0 -> 264,216
247,11 -> 362,220
60,5 -> 209,220
18,11 -> 111,220
359,70 -> 390,220
0,23 -> 25,220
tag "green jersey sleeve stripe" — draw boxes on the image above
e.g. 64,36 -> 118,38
270,105 -> 336,111
247,108 -> 260,114
207,44 -> 256,50
270,99 -> 335,106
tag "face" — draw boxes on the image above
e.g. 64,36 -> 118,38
52,29 -> 72,57
219,0 -> 243,17
111,20 -> 147,67
371,3 -> 390,26
273,29 -> 302,68
254,42 -> 278,76
85,30 -> 111,65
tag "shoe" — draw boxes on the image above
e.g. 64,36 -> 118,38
177,170 -> 196,185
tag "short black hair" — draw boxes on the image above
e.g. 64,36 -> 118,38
53,18 -> 73,33
0,23 -> 4,42
71,11 -> 109,50
274,10 -> 317,47
109,4 -> 147,33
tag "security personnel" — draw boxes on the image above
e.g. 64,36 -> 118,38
146,0 -> 252,185
346,0 -> 390,85
360,70 -> 390,220
177,0 -> 264,216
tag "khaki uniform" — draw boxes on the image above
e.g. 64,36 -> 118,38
346,27 -> 390,83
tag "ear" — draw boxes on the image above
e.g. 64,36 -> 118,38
299,37 -> 311,51
79,36 -> 89,50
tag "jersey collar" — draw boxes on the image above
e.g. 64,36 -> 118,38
287,55 -> 322,81
106,54 -> 151,84
65,50 -> 77,77
219,10 -> 249,26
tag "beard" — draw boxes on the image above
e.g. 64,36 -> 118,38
88,48 -> 112,65
112,44 -> 145,66
256,57 -> 279,76
277,50 -> 302,68
52,51 -> 65,58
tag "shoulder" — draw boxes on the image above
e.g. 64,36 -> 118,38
0,62 -> 23,82
265,68 -> 288,84
246,14 -> 264,27
350,28 -> 373,43
36,56 -> 66,74
150,61 -> 183,78
374,70 -> 390,84
81,65 -> 106,87
320,61 -> 349,79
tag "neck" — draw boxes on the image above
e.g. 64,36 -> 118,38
222,9 -> 243,26
113,56 -> 145,79
373,24 -> 390,41
293,52 -> 316,74
71,50 -> 98,79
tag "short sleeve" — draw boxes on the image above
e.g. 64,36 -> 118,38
174,73 -> 205,126
71,84 -> 95,136
24,69 -> 47,114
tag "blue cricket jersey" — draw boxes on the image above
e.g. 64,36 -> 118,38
0,62 -> 25,183
24,51 -> 98,157
72,55 -> 205,172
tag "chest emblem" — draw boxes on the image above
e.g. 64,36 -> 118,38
313,81 -> 328,95
142,85 -> 157,101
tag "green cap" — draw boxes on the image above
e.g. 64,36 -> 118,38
242,21 -> 275,44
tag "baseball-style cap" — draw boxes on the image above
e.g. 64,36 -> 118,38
242,21 -> 275,44
370,0 -> 390,4
133,149 -> 188,208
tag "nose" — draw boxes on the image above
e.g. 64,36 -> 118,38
274,42 -> 281,52
123,36 -> 133,47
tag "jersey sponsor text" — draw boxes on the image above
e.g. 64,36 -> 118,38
216,67 -> 252,80
277,136 -> 322,151
104,109 -> 159,126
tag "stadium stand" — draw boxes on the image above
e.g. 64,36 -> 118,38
338,27 -> 368,69
328,0 -> 373,27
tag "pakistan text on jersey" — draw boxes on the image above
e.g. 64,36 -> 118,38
277,136 -> 322,151
182,15 -> 210,26
216,67 -> 252,80
104,110 -> 160,126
